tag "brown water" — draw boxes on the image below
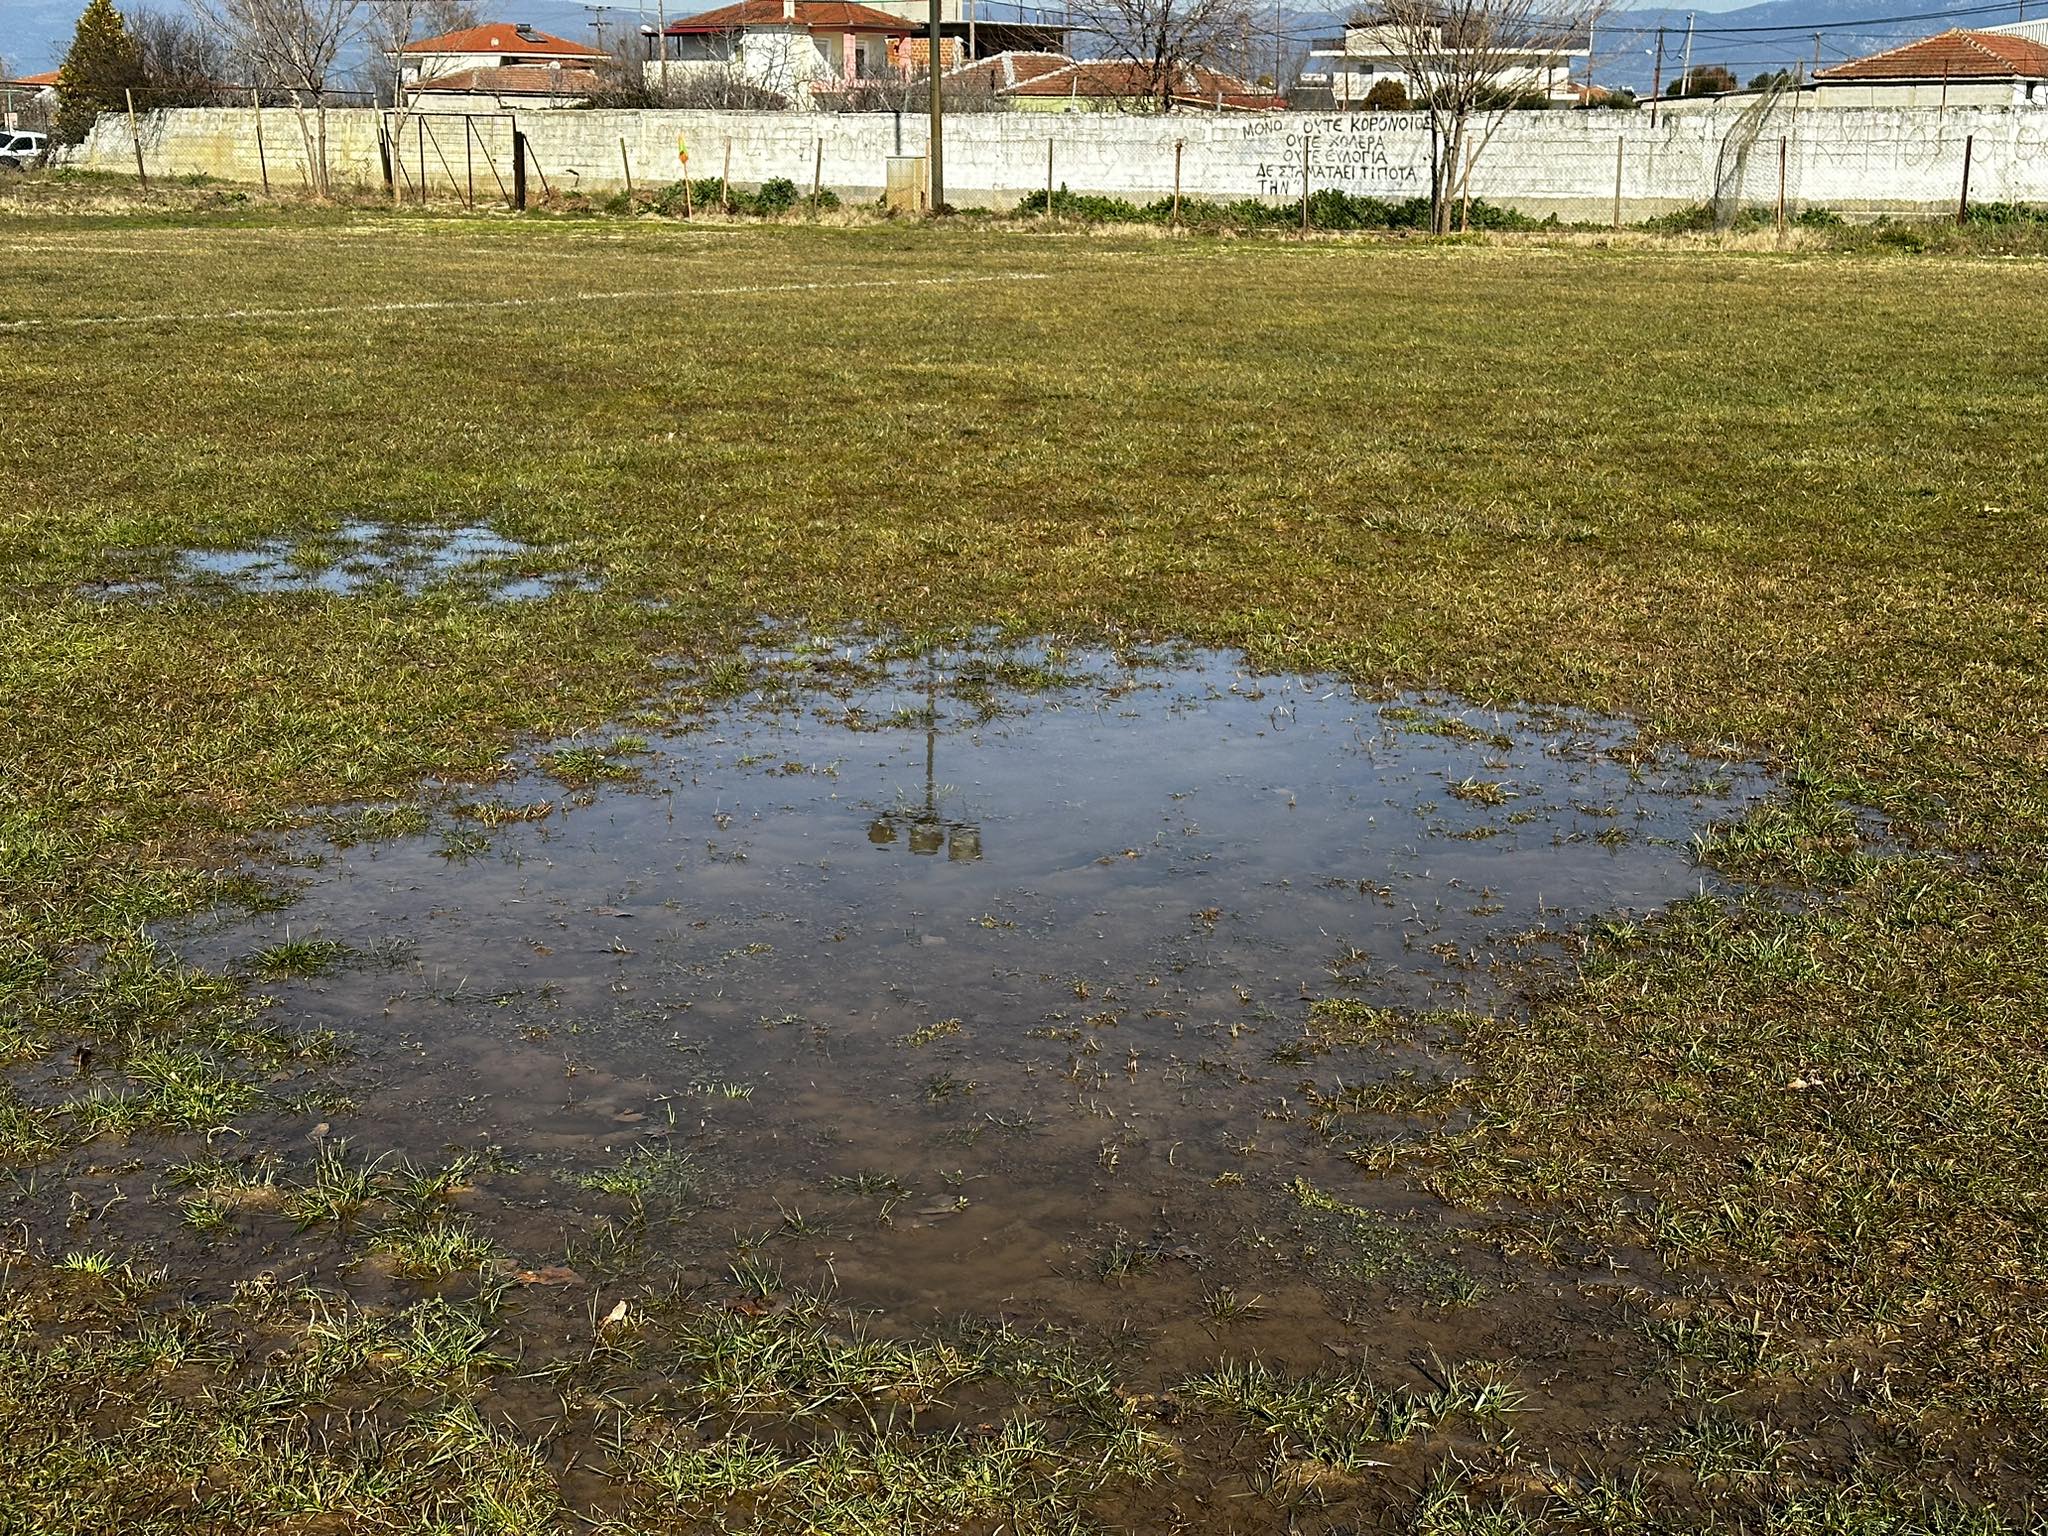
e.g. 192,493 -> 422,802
163,638 -> 1758,1338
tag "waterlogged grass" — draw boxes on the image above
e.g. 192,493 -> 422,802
1,207 -> 2046,1525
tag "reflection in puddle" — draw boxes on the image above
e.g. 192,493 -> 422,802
91,518 -> 595,601
177,638 -> 1764,1385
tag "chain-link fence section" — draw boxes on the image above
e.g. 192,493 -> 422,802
69,101 -> 2048,228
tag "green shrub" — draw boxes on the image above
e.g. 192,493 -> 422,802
752,176 -> 801,214
1636,203 -> 1718,234
1963,200 -> 2048,226
1014,185 -> 1146,221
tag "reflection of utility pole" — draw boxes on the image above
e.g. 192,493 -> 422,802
868,650 -> 982,860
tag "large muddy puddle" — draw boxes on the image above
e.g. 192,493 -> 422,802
160,638 -> 1762,1372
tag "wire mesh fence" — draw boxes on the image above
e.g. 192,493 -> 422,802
65,100 -> 2048,230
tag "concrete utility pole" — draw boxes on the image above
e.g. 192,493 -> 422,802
1680,12 -> 1694,94
1650,28 -> 1664,124
928,0 -> 944,208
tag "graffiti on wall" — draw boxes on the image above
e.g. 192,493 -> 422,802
1241,112 -> 1432,198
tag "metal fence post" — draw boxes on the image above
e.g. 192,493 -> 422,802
512,127 -> 527,209
1957,133 -> 1974,224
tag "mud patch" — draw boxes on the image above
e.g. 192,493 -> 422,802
36,636 -> 1780,1527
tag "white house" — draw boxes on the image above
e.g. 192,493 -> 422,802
1811,28 -> 2048,109
1302,16 -> 1588,108
661,0 -> 919,108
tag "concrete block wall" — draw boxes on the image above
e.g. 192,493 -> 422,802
72,103 -> 2048,221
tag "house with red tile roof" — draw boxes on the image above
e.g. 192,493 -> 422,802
1813,28 -> 2048,108
991,56 -> 1284,113
393,20 -> 607,105
0,69 -> 57,132
663,0 -> 918,107
408,64 -> 604,108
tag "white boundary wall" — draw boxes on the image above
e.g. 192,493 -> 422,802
71,104 -> 2048,220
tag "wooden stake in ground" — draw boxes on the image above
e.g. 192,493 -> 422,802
811,135 -> 822,216
1776,135 -> 1787,240
1957,133 -> 1974,224
721,137 -> 731,212
124,88 -> 148,192
1044,138 -> 1053,215
1172,139 -> 1182,228
1300,132 -> 1310,234
250,90 -> 269,194
620,136 -> 634,198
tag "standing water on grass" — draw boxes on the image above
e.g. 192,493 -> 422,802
168,636 -> 1762,1354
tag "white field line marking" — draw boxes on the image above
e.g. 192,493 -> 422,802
0,271 -> 1053,333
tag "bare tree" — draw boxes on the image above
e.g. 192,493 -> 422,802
359,0 -> 478,104
195,0 -> 363,189
132,5 -> 234,104
1068,0 -> 1258,111
197,0 -> 362,100
654,58 -> 789,110
1353,0 -> 1599,231
816,64 -> 1005,113
585,27 -> 665,107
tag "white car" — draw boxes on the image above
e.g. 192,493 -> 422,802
0,131 -> 48,170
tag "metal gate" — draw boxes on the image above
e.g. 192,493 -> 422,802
379,111 -> 520,210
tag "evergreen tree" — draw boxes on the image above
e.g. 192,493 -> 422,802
55,0 -> 142,146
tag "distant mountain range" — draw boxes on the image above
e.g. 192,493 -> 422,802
6,0 -> 2039,89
